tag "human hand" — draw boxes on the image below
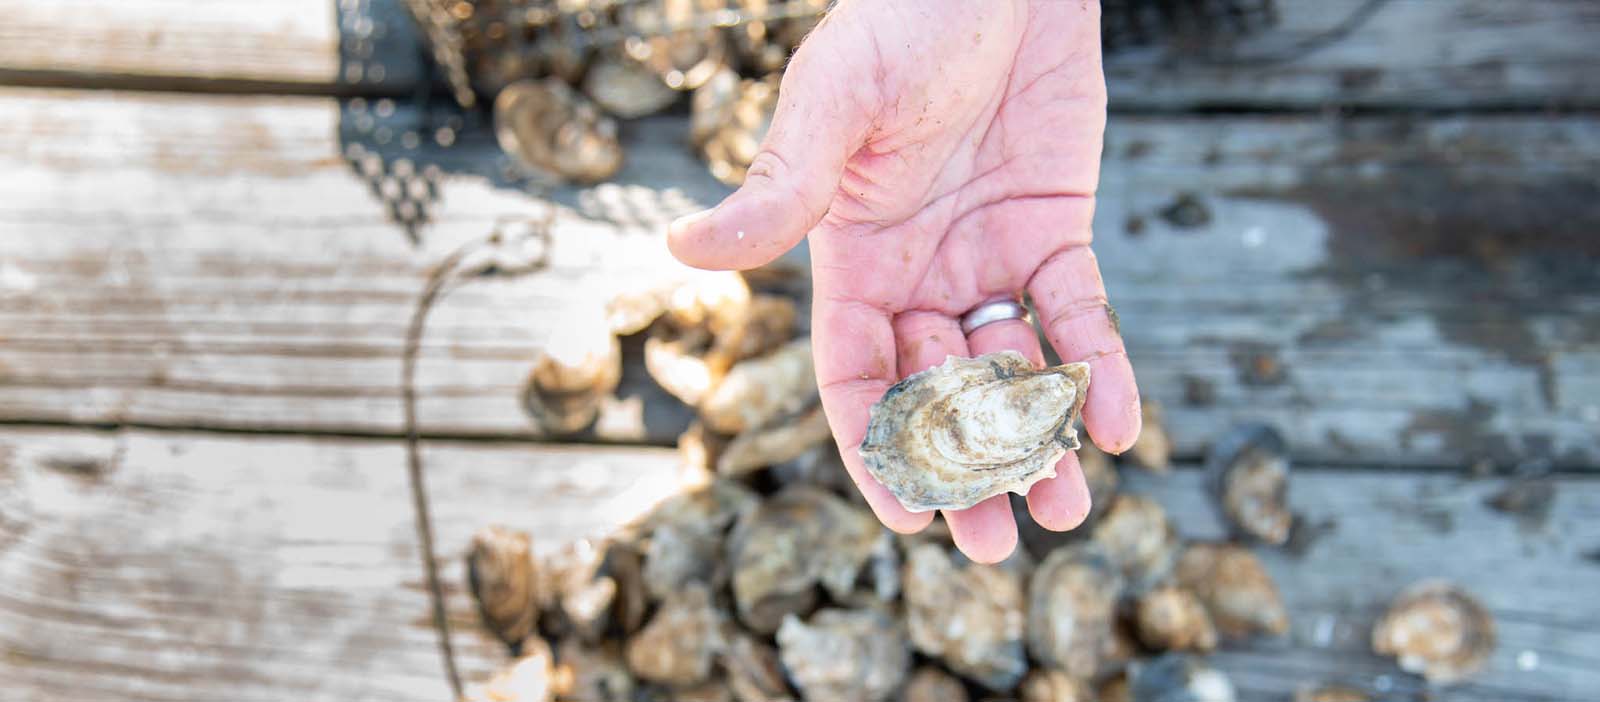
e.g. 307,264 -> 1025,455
668,0 -> 1140,563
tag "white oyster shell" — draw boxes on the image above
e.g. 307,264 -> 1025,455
860,351 -> 1090,513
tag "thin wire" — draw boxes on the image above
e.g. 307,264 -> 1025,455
403,241 -> 479,701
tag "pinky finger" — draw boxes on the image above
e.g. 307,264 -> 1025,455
1028,245 -> 1142,455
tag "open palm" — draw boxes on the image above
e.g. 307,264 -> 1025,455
669,0 -> 1140,563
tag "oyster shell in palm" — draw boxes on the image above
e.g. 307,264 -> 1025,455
860,351 -> 1090,513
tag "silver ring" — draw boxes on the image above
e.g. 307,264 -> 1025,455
960,298 -> 1029,335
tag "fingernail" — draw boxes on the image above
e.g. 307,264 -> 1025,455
668,208 -> 714,237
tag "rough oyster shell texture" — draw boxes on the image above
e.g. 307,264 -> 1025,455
721,632 -> 794,702
641,480 -> 759,600
1129,654 -> 1236,702
624,584 -> 726,687
902,666 -> 971,702
776,608 -> 910,702
726,486 -> 890,633
1020,669 -> 1093,702
1371,580 -> 1496,684
861,352 -> 1091,513
1127,399 -> 1172,473
522,317 -> 621,436
1093,494 -> 1181,591
1173,543 -> 1289,640
1134,585 -> 1218,653
1207,423 -> 1293,546
494,78 -> 622,183
467,526 -> 540,651
902,543 -> 1028,691
554,637 -> 636,702
1027,542 -> 1127,680
464,635 -> 557,702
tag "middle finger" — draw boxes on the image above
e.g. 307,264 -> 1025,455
893,310 -> 1018,563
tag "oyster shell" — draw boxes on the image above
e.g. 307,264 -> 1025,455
645,291 -> 799,408
770,0 -> 829,47
721,632 -> 796,702
607,286 -> 672,336
1128,654 -> 1235,702
1371,580 -> 1495,684
467,525 -> 539,651
1091,495 -> 1180,590
1020,670 -> 1093,702
1134,585 -> 1217,653
776,608 -> 910,702
903,543 -> 1028,691
646,323 -> 722,406
1293,685 -> 1371,702
691,66 -> 742,147
664,271 -> 753,330
902,666 -> 970,702
494,78 -> 623,183
726,486 -> 887,633
706,294 -> 798,371
584,51 -> 680,119
861,352 -> 1091,513
640,480 -> 759,600
1207,423 -> 1292,545
723,0 -> 790,75
1173,543 -> 1288,639
717,402 -> 832,478
1126,400 -> 1172,473
523,319 -> 622,436
673,680 -> 736,702
624,584 -> 726,687
465,635 -> 557,702
538,538 -> 646,642
1027,542 -> 1127,680
554,638 -> 636,702
677,421 -> 726,486
1098,674 -> 1133,702
618,0 -> 729,90
700,338 -> 816,435
699,73 -> 779,186
770,443 -> 860,498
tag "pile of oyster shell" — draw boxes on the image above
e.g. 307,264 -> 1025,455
404,0 -> 811,185
471,271 -> 1501,701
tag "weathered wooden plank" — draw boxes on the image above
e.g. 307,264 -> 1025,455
1094,114 -> 1600,469
1121,468 -> 1600,702
1104,0 -> 1600,110
2,0 -> 1593,110
0,87 -> 722,444
1,427 -> 1595,700
0,426 -> 693,702
0,0 -> 421,93
1,87 -> 1597,465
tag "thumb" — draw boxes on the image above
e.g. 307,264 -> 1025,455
668,22 -> 872,271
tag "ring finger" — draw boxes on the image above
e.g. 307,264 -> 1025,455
966,315 -> 1093,533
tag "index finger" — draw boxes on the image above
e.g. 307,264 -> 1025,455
812,294 -> 934,534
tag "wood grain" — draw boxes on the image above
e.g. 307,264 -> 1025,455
1,0 -> 1594,109
0,426 -> 693,702
3,87 -> 1596,466
1122,467 -> 1600,702
0,0 -> 423,94
1,426 -> 1594,700
1104,0 -> 1600,110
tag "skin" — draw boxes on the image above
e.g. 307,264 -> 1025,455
668,0 -> 1140,563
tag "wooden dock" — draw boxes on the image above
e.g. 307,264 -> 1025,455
1,1 -> 1597,699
